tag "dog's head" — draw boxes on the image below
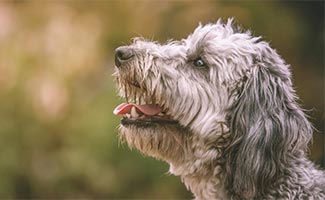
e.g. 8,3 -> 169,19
113,19 -> 312,198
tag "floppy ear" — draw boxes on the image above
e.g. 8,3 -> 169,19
225,51 -> 313,198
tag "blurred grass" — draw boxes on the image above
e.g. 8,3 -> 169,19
0,1 -> 323,199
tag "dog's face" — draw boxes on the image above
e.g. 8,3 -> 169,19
113,20 -> 314,198
113,20 -> 260,171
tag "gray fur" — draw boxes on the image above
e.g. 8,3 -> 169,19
114,19 -> 325,199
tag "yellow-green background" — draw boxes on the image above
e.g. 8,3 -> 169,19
0,1 -> 323,199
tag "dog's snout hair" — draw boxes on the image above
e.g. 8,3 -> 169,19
113,19 -> 325,200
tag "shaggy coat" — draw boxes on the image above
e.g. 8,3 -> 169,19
113,19 -> 325,199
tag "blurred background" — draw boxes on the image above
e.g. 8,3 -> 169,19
0,1 -> 323,199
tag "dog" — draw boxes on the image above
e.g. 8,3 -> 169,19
113,19 -> 325,199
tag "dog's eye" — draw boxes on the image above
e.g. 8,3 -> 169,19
193,58 -> 206,67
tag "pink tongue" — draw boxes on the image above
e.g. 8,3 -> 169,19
113,103 -> 162,116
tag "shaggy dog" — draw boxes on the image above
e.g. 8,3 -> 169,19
113,19 -> 325,199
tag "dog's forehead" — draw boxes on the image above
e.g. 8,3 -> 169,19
186,23 -> 233,45
131,20 -> 258,64
181,22 -> 242,57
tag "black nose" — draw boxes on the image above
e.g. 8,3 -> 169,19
115,46 -> 134,67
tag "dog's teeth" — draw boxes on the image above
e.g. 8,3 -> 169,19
130,106 -> 139,118
157,112 -> 164,116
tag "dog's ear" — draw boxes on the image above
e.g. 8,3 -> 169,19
225,48 -> 313,198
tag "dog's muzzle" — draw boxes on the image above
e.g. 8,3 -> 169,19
115,46 -> 134,68
113,46 -> 180,127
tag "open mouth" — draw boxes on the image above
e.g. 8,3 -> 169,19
114,68 -> 179,126
113,103 -> 178,126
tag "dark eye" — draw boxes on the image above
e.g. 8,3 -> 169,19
194,58 -> 206,67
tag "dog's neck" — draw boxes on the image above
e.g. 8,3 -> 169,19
169,150 -> 325,200
169,161 -> 228,200
168,128 -> 230,200
168,123 -> 231,199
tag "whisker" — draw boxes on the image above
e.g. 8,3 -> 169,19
125,83 -> 129,103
